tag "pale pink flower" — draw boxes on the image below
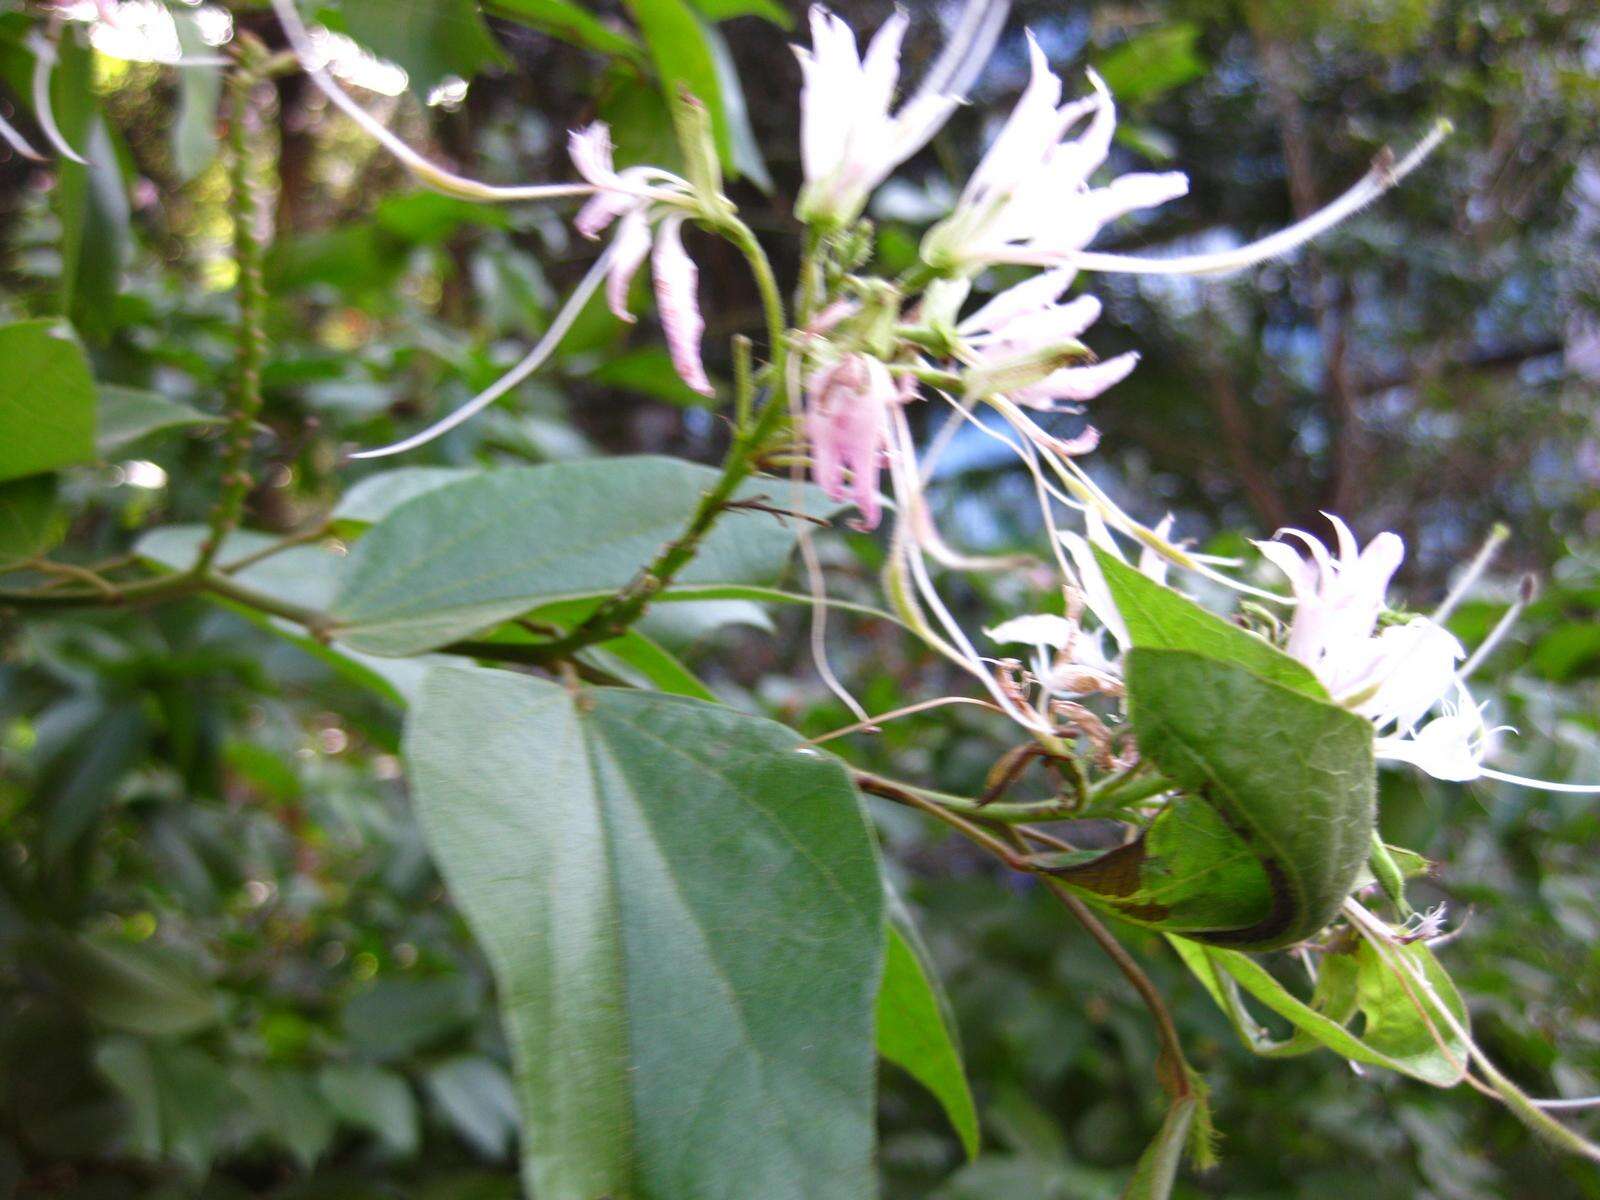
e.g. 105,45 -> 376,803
957,269 -> 1139,411
567,123 -> 711,396
794,6 -> 964,227
1255,515 -> 1407,674
652,215 -> 713,397
806,354 -> 900,529
922,39 -> 1188,272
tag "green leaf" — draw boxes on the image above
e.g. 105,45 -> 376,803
0,474 -> 63,563
50,33 -> 130,339
1095,24 -> 1205,107
1034,794 -> 1285,937
688,0 -> 793,26
485,0 -> 646,61
1118,1096 -> 1195,1200
336,0 -> 509,94
702,19 -> 772,191
1116,649 -> 1375,949
424,1056 -> 520,1160
235,1065 -> 337,1170
405,668 -> 883,1198
171,11 -> 222,180
1169,935 -> 1470,1087
331,457 -> 835,655
374,190 -> 510,243
342,975 -> 481,1060
1092,545 -> 1326,698
623,0 -> 733,170
332,466 -> 480,527
0,319 -> 96,482
96,385 -> 220,455
94,1036 -> 233,1172
34,933 -> 220,1038
583,629 -> 717,699
318,1064 -> 420,1157
878,890 -> 979,1159
584,345 -> 720,407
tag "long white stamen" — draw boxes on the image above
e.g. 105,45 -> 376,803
1049,120 -> 1451,278
0,110 -> 43,162
269,0 -> 591,204
808,695 -> 1007,744
1433,522 -> 1509,624
350,239 -> 616,459
886,406 -> 1053,733
788,349 -> 872,722
934,390 -> 1074,581
1531,1097 -> 1600,1112
1455,593 -> 1525,681
983,394 -> 1289,602
27,32 -> 88,165
1476,768 -> 1600,795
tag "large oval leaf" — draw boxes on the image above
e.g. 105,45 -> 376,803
332,457 -> 830,655
1043,649 -> 1375,950
405,667 -> 884,1199
1122,649 -> 1375,949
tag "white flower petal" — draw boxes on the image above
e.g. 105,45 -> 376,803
986,613 -> 1077,649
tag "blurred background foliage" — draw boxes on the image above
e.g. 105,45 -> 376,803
1,0 -> 1598,1196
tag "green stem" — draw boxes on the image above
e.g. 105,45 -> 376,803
1084,769 -> 1176,813
511,219 -> 794,665
194,54 -> 271,576
721,218 -> 786,377
850,768 -> 1078,824
1039,874 -> 1196,1102
732,334 -> 753,432
796,225 -> 823,327
204,571 -> 333,636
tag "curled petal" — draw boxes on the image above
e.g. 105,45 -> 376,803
987,613 -> 1075,649
1352,618 -> 1464,731
575,191 -> 634,240
959,266 -> 1079,335
605,209 -> 652,322
1013,351 -> 1138,408
805,354 -> 891,529
1061,528 -> 1130,648
0,109 -> 43,162
567,121 -> 617,187
651,215 -> 713,397
1084,171 -> 1190,225
1253,538 -> 1317,597
964,32 -> 1062,204
1376,713 -> 1485,782
27,33 -> 87,165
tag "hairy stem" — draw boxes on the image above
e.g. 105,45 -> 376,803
507,219 -> 794,664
